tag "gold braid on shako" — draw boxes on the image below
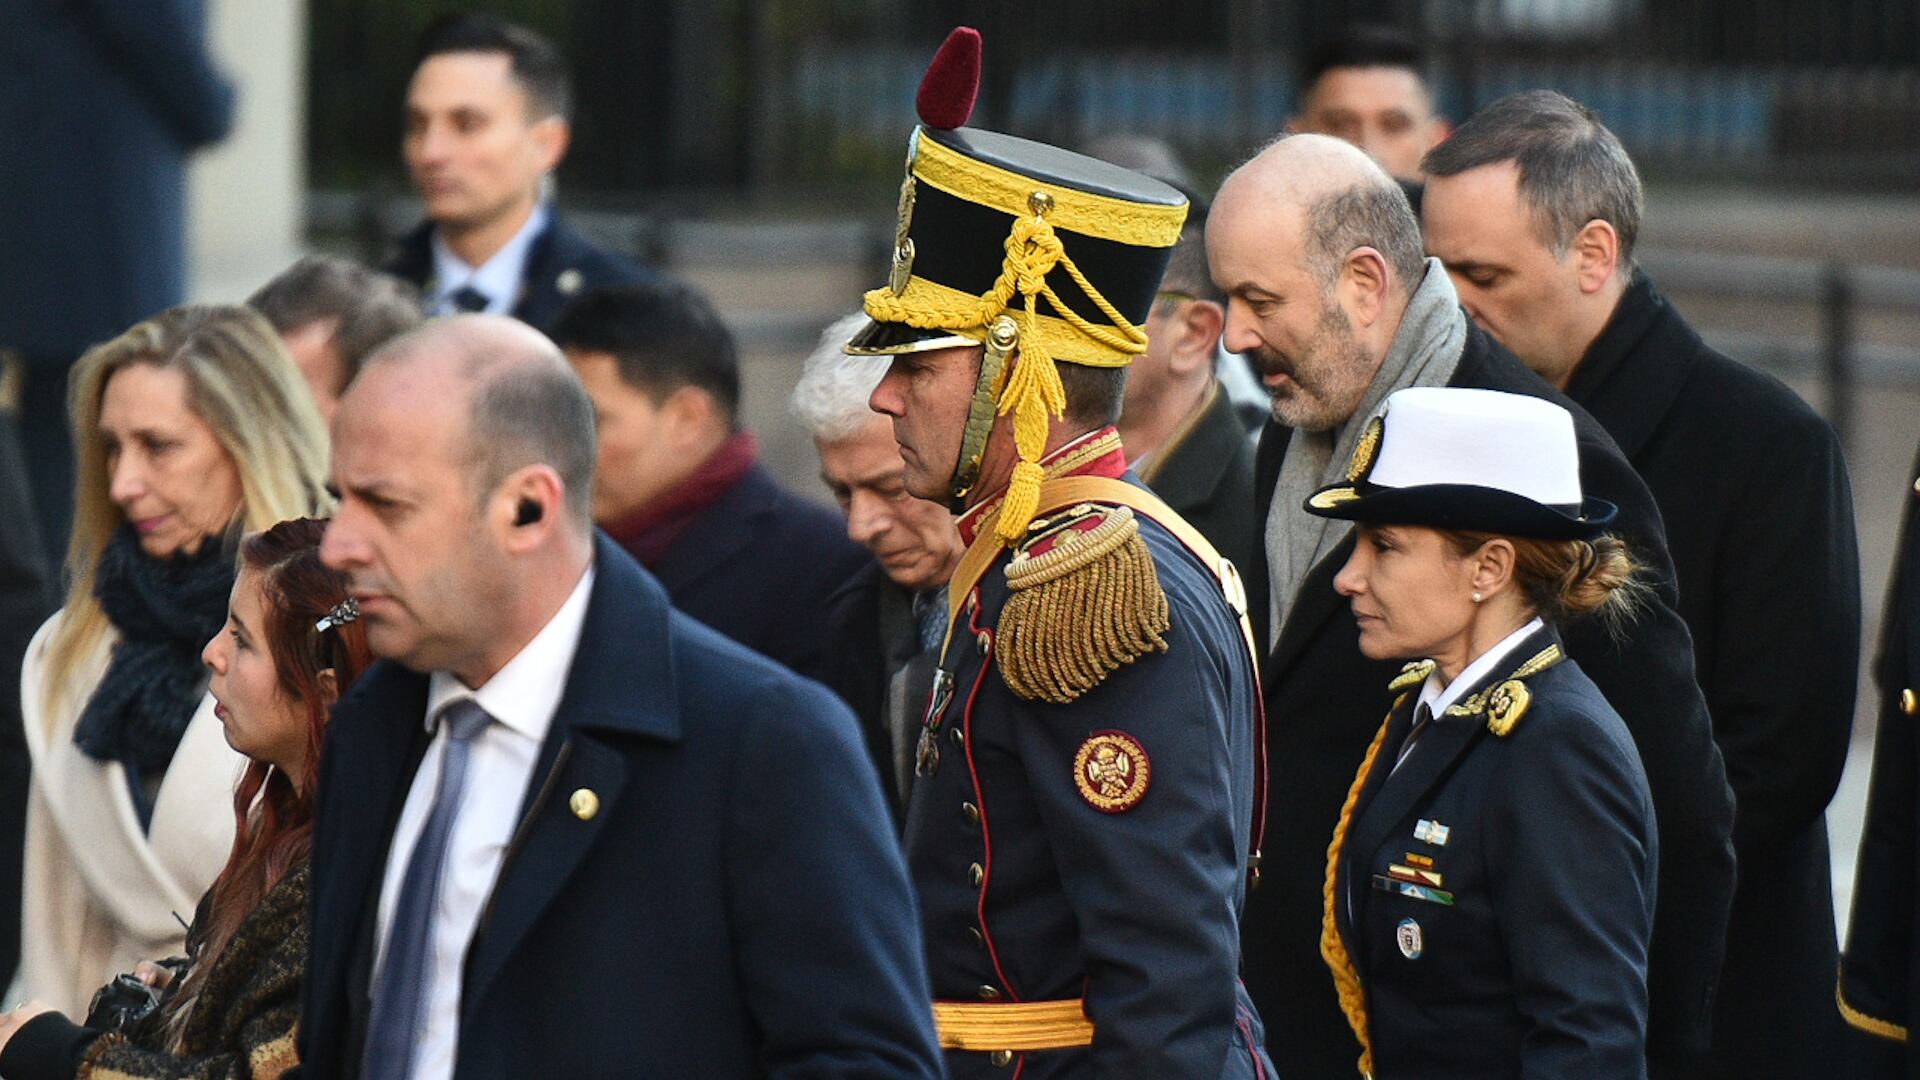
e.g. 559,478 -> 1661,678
845,26 -> 1189,545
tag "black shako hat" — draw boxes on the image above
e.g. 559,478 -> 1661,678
1304,387 -> 1617,540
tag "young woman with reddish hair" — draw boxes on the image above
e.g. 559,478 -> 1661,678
0,517 -> 370,1079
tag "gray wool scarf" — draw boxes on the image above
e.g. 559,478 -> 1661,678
1266,259 -> 1469,644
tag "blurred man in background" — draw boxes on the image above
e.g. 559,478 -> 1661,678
0,1 -> 234,565
249,254 -> 424,423
386,14 -> 648,332
1290,24 -> 1448,204
1117,206 -> 1256,578
553,281 -> 867,680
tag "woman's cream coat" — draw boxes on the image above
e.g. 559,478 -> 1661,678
11,613 -> 242,1015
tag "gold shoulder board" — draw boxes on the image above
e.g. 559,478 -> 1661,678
996,504 -> 1169,704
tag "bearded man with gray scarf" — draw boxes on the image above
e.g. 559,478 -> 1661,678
1212,135 -> 1735,1080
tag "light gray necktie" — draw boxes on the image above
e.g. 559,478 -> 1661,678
361,698 -> 492,1080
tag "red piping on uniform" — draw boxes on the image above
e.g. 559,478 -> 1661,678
961,595 -> 1021,1002
1237,1004 -> 1267,1080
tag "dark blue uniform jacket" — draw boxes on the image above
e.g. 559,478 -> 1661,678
906,484 -> 1273,1078
1333,627 -> 1656,1080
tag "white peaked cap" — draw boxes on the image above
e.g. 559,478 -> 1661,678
1369,387 -> 1583,507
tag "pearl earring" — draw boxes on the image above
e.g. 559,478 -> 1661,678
1471,591 -> 1483,604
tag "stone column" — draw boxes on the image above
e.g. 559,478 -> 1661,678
188,0 -> 307,304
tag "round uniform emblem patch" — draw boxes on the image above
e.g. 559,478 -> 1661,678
1074,731 -> 1151,813
1396,918 -> 1423,960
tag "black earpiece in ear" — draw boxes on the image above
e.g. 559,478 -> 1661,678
514,499 -> 542,527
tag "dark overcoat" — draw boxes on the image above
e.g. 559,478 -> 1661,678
639,462 -> 871,682
1137,380 -> 1258,583
0,415 -> 50,988
819,564 -> 926,823
1330,629 -> 1656,1079
1567,275 -> 1861,1077
1241,321 -> 1736,1080
385,211 -> 652,333
0,0 -> 233,357
1840,440 -> 1920,1076
297,535 -> 943,1080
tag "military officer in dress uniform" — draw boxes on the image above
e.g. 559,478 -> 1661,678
846,27 -> 1273,1078
1312,388 -> 1657,1079
1840,440 -> 1920,1075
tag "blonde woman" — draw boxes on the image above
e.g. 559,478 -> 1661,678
13,306 -> 329,1015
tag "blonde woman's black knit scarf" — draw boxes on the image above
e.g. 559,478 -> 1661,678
74,524 -> 233,794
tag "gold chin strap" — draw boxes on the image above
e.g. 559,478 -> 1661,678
947,315 -> 1018,506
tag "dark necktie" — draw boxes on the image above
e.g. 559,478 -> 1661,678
360,699 -> 493,1080
1393,703 -> 1435,773
449,285 -> 491,314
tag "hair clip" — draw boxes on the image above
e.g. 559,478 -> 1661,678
315,598 -> 361,633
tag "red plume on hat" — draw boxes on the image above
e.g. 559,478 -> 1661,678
916,26 -> 981,130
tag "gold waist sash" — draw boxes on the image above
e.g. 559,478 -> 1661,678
931,999 -> 1095,1051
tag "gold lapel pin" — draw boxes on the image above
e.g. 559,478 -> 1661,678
569,788 -> 600,821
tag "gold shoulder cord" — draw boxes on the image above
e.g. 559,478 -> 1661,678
1321,700 -> 1397,1080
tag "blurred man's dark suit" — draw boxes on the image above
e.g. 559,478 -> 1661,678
0,0 -> 234,564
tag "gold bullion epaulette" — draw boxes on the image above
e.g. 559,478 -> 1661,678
1388,660 -> 1436,693
996,502 -> 1169,704
1442,643 -> 1565,737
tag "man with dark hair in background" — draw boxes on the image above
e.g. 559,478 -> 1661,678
249,254 -> 424,423
551,281 -> 867,680
1423,89 -> 1862,1079
1211,133 -> 1734,1080
386,13 -> 649,332
1116,208 -> 1257,579
1290,24 -> 1449,203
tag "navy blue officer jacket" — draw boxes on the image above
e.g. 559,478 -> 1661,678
1840,441 -> 1920,1075
1329,626 -> 1656,1080
296,533 -> 941,1080
905,445 -> 1273,1079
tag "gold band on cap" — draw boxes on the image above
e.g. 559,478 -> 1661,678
912,135 -> 1185,249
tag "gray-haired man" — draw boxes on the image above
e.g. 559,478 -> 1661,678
792,313 -> 963,819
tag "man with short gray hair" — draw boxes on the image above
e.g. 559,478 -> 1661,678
1213,133 -> 1734,1079
1424,89 -> 1862,1079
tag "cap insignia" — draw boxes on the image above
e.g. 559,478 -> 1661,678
1074,731 -> 1151,812
1348,415 -> 1384,484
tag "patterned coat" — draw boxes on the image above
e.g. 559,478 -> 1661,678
0,862 -> 308,1080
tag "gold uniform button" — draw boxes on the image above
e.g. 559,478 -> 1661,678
990,1050 -> 1014,1066
568,788 -> 600,820
977,983 -> 1002,1000
951,726 -> 966,747
969,862 -> 985,887
962,801 -> 981,825
1903,688 -> 1919,716
976,631 -> 991,655
966,926 -> 985,949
